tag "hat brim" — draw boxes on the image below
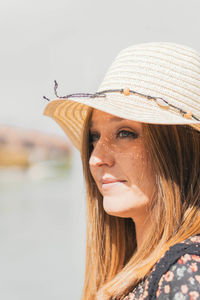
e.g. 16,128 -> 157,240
43,93 -> 200,151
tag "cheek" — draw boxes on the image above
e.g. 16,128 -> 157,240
123,150 -> 154,192
89,164 -> 95,180
120,150 -> 147,177
88,156 -> 94,174
89,163 -> 99,188
134,153 -> 155,198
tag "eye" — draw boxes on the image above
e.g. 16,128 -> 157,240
89,130 -> 139,145
89,132 -> 100,144
89,129 -> 138,146
117,130 -> 139,139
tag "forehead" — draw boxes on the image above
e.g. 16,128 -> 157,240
90,109 -> 125,126
90,109 -> 142,129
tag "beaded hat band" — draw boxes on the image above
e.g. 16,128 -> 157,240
43,42 -> 200,151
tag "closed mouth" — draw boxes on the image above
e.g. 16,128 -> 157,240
102,181 -> 127,188
102,180 -> 126,184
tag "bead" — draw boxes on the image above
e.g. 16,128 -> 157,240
184,112 -> 193,119
156,98 -> 170,109
123,88 -> 130,96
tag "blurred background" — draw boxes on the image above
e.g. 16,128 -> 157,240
0,0 -> 200,299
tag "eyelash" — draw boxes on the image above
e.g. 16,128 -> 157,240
89,129 -> 139,144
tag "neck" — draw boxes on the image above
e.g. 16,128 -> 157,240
133,216 -> 152,249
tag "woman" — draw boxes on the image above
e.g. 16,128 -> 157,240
43,42 -> 200,299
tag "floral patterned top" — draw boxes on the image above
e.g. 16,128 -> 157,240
123,235 -> 200,300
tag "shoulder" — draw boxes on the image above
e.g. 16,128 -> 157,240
156,235 -> 200,299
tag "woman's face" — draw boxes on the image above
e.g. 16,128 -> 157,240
88,109 -> 156,222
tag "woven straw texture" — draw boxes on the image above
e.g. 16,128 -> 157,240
43,42 -> 200,151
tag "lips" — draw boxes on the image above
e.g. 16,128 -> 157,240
101,179 -> 127,190
101,178 -> 127,184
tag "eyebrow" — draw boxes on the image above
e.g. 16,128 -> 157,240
90,116 -> 125,126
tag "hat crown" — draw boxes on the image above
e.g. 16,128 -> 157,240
43,42 -> 200,151
97,42 -> 200,120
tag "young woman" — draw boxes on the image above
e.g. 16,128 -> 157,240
43,42 -> 200,299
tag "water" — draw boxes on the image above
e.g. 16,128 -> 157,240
0,150 -> 86,300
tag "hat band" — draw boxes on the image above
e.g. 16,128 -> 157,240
43,80 -> 200,122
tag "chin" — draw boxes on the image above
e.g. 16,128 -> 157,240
103,197 -> 134,218
105,210 -> 132,218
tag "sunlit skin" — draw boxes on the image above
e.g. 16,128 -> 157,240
88,109 -> 156,248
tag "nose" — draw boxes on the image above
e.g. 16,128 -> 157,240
89,139 -> 115,168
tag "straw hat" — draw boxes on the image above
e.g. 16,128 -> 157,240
43,42 -> 200,151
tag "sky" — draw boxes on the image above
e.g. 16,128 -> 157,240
0,0 -> 200,145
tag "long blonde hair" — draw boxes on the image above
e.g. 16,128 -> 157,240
80,107 -> 200,300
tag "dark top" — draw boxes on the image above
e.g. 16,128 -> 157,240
122,234 -> 200,299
